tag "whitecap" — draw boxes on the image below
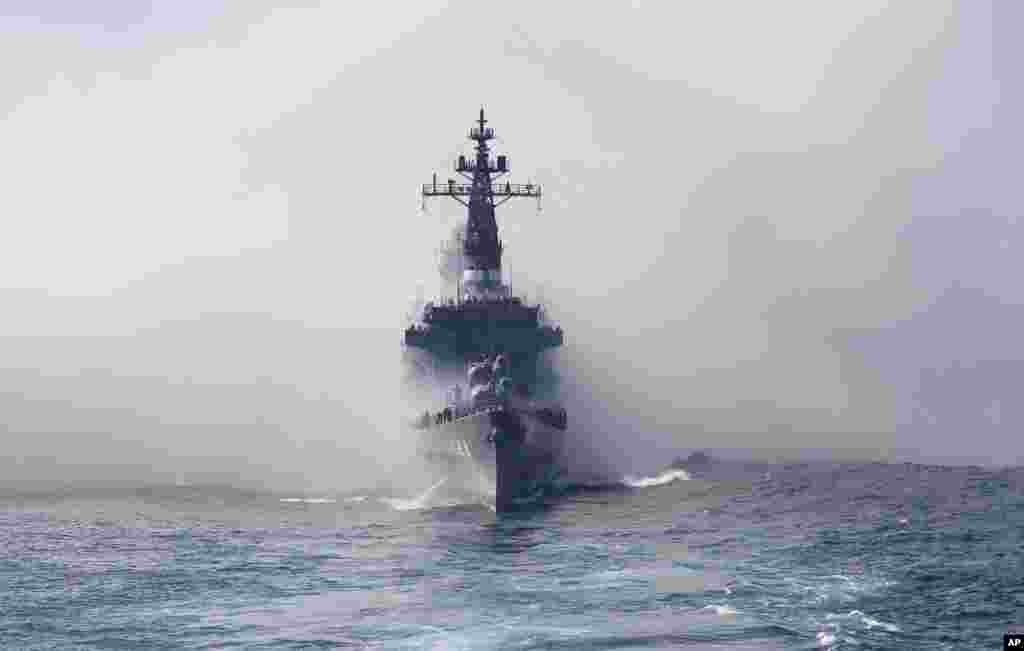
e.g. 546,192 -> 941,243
862,615 -> 901,632
622,469 -> 690,488
816,631 -> 836,647
826,610 -> 901,633
380,478 -> 449,511
699,604 -> 739,616
279,497 -> 336,504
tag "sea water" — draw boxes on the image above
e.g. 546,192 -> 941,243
2,460 -> 1021,649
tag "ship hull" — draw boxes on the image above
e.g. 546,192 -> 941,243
419,407 -> 566,509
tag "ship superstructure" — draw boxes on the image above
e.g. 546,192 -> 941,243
402,109 -> 566,509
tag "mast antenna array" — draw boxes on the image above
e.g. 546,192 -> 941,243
421,108 -> 542,213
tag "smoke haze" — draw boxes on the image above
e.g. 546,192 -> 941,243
0,1 -> 1020,492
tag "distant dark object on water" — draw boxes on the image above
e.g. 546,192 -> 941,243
672,451 -> 712,468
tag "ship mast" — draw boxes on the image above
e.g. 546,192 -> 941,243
422,108 -> 541,299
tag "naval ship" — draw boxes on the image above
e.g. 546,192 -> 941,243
402,108 -> 567,510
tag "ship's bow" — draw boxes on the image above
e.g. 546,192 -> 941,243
490,407 -> 565,509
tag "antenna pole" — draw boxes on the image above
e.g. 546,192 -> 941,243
420,108 -> 542,301
421,109 -> 542,211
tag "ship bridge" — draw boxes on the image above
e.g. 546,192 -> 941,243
404,294 -> 563,357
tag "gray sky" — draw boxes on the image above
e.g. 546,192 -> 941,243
0,1 -> 1020,490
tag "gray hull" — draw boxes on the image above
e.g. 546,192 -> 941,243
420,407 -> 566,509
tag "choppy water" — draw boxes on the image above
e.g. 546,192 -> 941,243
2,460 -> 1022,650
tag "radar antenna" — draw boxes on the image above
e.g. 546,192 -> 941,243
421,107 -> 542,212
420,108 -> 541,298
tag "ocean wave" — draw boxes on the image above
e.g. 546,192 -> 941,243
279,497 -> 336,504
699,604 -> 739,616
379,478 -> 450,511
565,468 -> 692,491
826,610 -> 901,632
621,469 -> 691,488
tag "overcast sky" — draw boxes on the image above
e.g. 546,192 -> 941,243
0,1 -> 1019,489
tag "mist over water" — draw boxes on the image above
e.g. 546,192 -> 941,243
0,1 -> 1020,497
